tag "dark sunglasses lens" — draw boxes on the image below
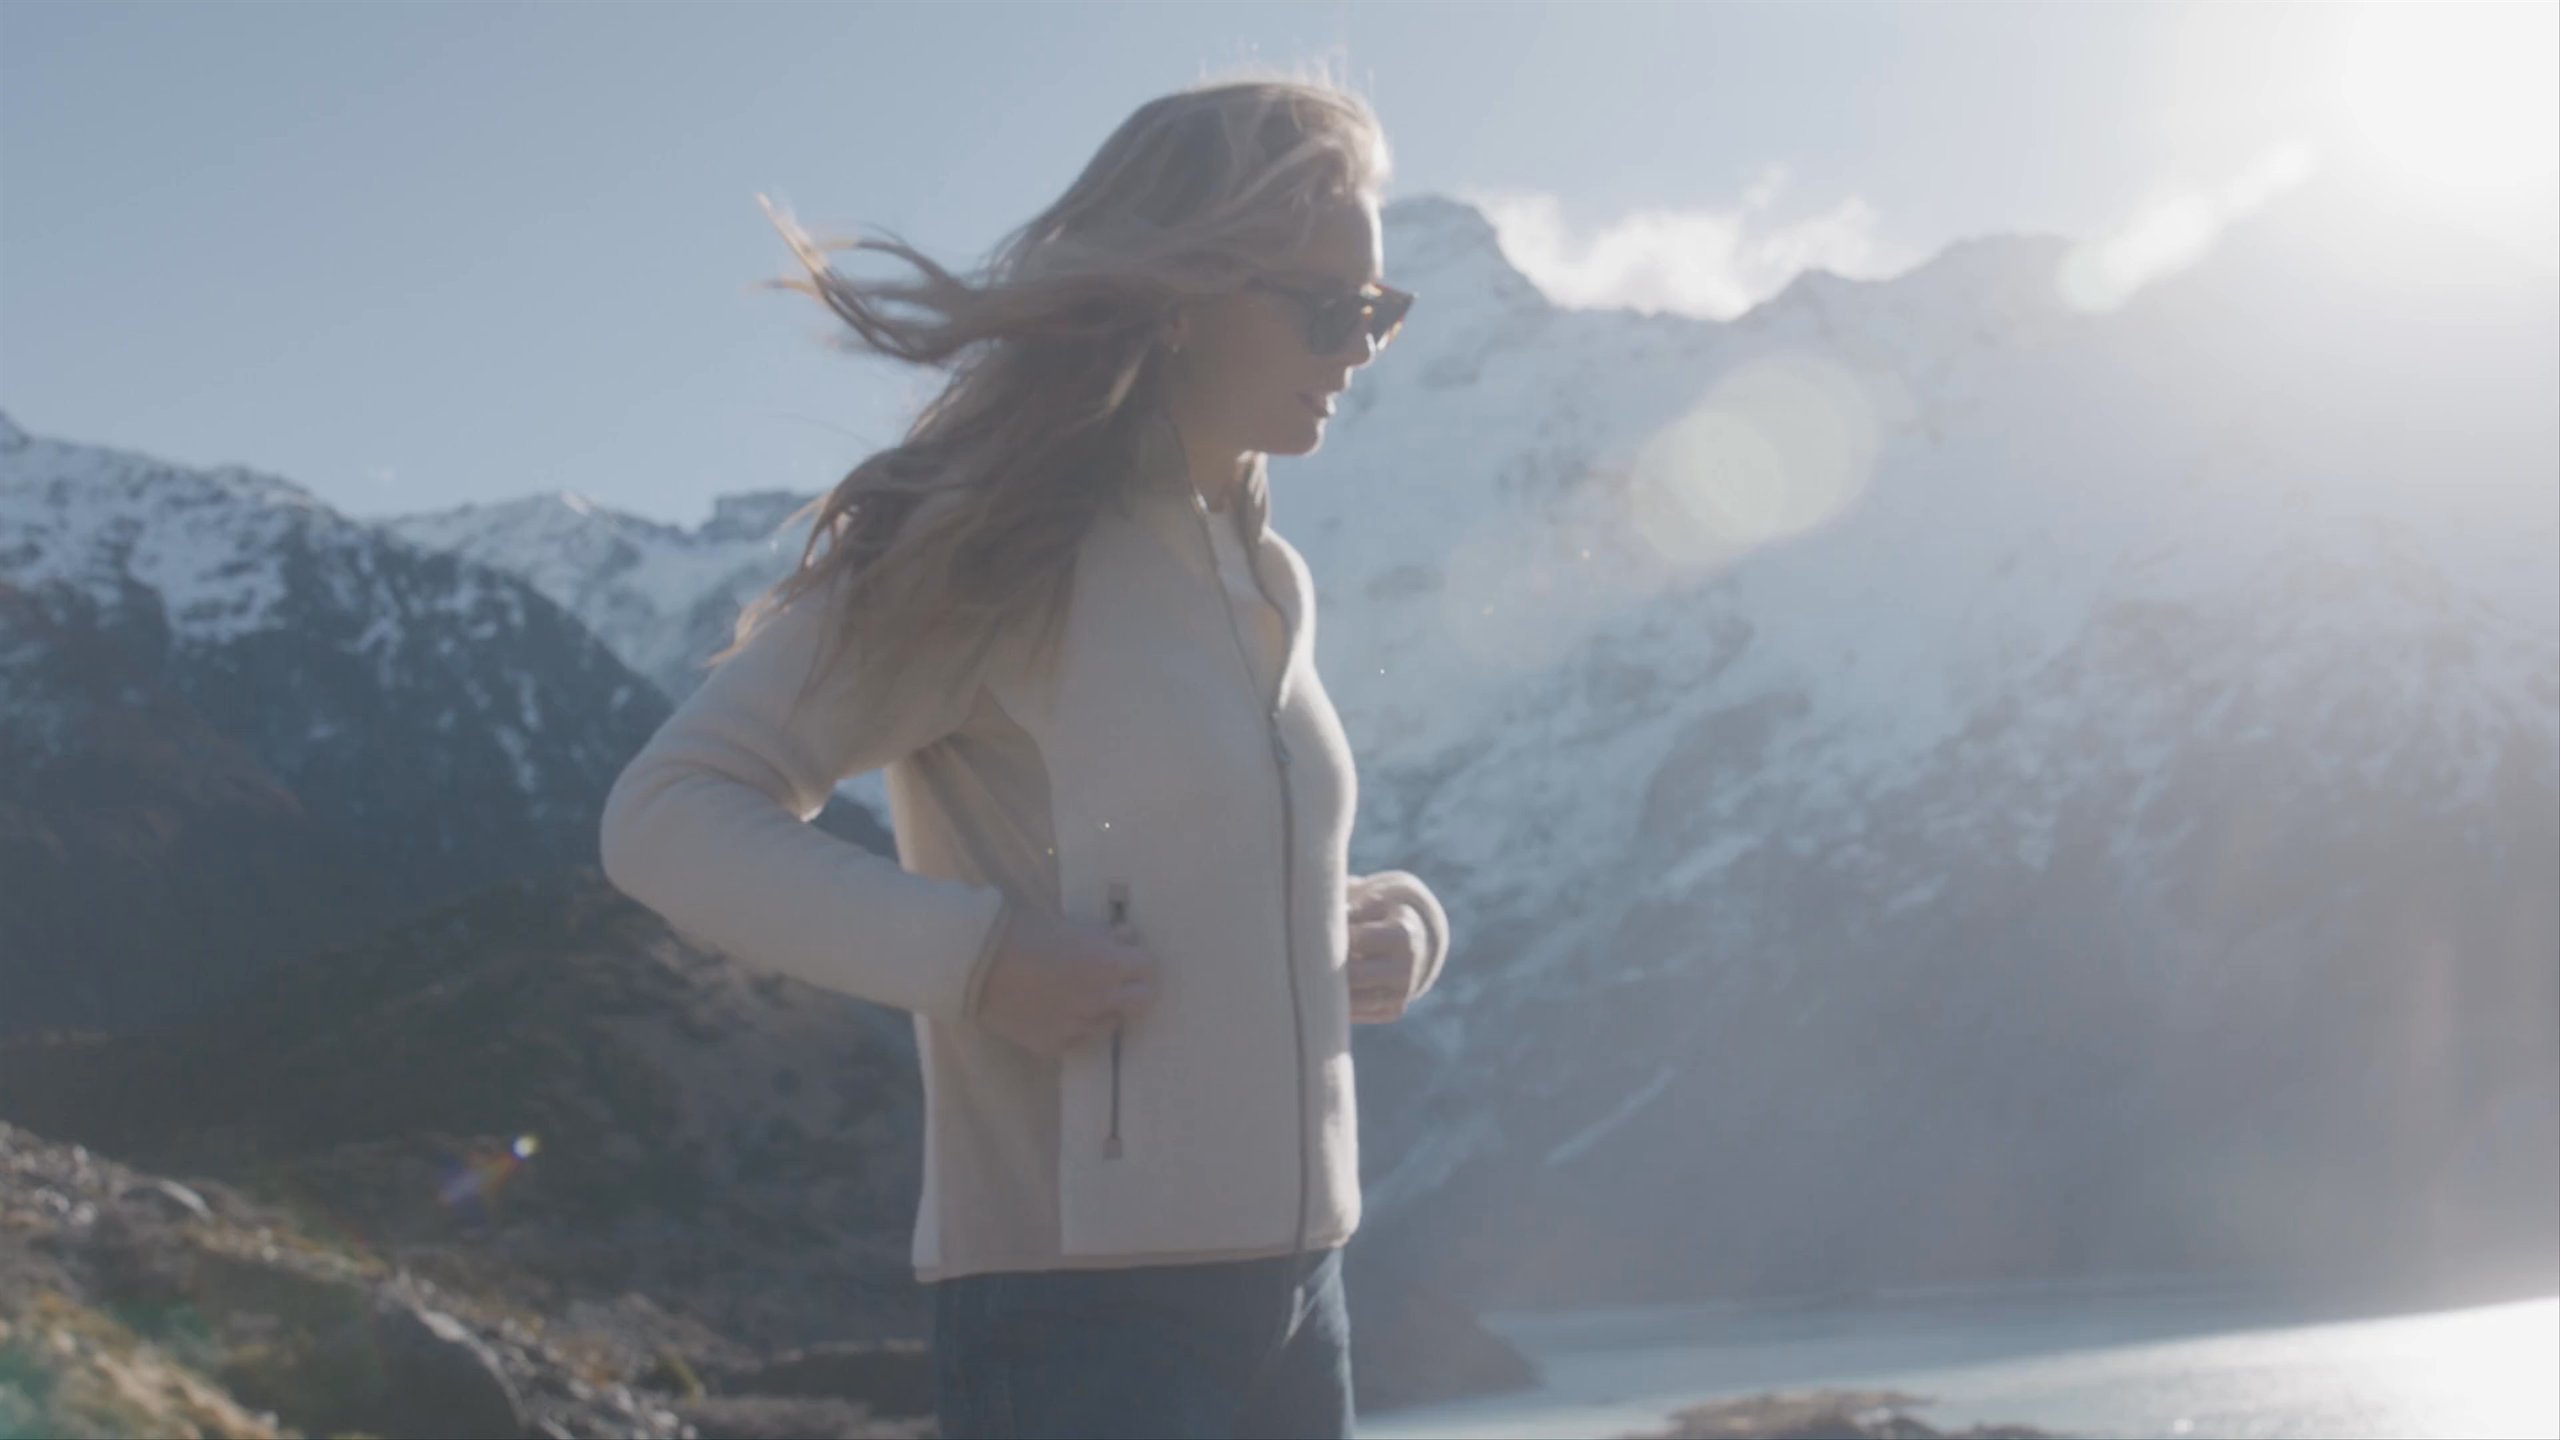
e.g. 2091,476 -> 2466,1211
1369,291 -> 1412,346
1311,305 -> 1358,352
1310,292 -> 1409,352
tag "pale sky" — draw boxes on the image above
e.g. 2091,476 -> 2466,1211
3,1 -> 2552,527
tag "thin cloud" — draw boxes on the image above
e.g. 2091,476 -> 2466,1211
1460,165 -> 1918,321
2057,142 -> 2320,313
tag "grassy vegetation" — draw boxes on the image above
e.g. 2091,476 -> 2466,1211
2,1288 -> 286,1440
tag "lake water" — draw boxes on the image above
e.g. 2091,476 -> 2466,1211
1355,1279 -> 2560,1440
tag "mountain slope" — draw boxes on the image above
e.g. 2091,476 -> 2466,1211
382,488 -> 817,704
0,415 -> 673,1035
1305,179 -> 2559,1305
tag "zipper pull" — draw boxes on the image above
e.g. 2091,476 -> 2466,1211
1105,882 -> 1130,1159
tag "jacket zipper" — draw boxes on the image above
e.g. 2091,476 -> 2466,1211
1186,495 -> 1313,1271
1105,881 -> 1130,1159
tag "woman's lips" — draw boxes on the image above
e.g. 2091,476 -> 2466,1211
1299,392 -> 1334,419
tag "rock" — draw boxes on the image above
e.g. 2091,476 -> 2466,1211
0,1121 -> 692,1440
1622,1389 -> 2067,1439
212,1270 -> 528,1440
687,1337 -> 935,1415
1342,1243 -> 1540,1413
117,1178 -> 214,1224
371,1300 -> 528,1438
674,1393 -> 935,1439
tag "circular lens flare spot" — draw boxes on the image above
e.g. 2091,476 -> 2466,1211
1629,351 -> 1879,571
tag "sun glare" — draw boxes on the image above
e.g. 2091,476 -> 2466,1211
2336,1 -> 2560,195
1627,351 -> 1884,571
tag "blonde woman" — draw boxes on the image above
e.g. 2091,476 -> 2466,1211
597,74 -> 1452,1439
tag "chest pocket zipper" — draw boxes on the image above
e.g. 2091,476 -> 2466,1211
1105,880 -> 1131,1159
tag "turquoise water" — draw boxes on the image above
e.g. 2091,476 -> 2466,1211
1356,1282 -> 2560,1440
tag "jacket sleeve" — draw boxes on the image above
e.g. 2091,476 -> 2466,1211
597,569 -> 1011,1024
1352,869 -> 1452,1003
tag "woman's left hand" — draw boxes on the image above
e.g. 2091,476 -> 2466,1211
1346,877 -> 1427,1024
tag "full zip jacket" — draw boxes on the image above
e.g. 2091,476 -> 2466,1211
596,410 -> 1451,1282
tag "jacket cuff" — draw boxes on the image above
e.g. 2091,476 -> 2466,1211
1361,870 -> 1451,1002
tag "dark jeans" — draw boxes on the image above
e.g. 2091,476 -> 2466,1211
931,1245 -> 1353,1439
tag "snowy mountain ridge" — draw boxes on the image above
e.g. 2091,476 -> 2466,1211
381,486 -> 815,703
373,181 -> 2556,1026
0,410 -> 671,1034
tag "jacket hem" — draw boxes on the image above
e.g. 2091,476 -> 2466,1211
914,1220 -> 1359,1284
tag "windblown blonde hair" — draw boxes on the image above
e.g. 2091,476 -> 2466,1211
708,65 -> 1392,710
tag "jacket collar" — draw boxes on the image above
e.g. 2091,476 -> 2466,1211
1125,407 -> 1265,527
1122,406 -> 1272,557
1121,409 -> 1310,710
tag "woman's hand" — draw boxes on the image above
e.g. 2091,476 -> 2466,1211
971,905 -> 1159,1056
1346,875 -> 1427,1024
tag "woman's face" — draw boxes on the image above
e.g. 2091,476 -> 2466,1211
1166,194 -> 1388,459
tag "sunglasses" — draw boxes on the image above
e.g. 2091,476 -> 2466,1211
1244,277 -> 1416,356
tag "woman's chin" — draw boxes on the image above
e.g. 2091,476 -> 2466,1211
1265,422 -> 1326,457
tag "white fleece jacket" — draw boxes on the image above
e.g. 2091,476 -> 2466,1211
598,411 -> 1450,1281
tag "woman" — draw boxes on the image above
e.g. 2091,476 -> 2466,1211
597,72 -> 1452,1439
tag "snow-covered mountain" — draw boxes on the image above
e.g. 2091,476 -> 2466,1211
382,488 -> 816,704
390,179 -> 2557,1304
0,415 -> 672,1033
1309,181 -> 2557,1304
377,483 -> 894,815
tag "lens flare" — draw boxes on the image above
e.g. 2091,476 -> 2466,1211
434,1133 -> 540,1222
1627,350 -> 1880,572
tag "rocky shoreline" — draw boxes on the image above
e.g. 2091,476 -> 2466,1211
1616,1388 -> 2061,1439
